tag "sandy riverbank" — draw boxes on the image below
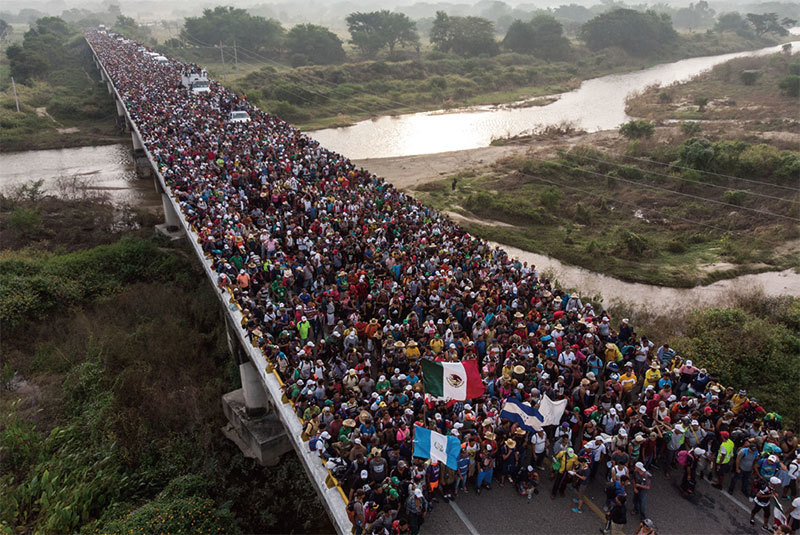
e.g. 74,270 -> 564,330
352,130 -> 624,190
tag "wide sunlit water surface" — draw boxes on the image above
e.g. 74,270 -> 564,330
312,41 -> 799,159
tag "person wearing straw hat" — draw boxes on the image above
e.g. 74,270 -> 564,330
500,438 -> 518,487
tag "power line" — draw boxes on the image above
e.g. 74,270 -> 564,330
536,156 -> 800,222
564,152 -> 800,205
614,151 -> 800,193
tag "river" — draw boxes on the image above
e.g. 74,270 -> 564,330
0,144 -> 160,211
312,41 -> 800,159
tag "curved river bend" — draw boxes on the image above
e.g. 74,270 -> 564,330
312,41 -> 799,159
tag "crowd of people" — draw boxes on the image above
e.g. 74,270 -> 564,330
88,30 -> 800,535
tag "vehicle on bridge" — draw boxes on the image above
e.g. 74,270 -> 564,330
229,110 -> 251,123
153,55 -> 169,65
181,72 -> 211,94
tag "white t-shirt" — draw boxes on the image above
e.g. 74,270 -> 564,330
532,433 -> 547,454
791,497 -> 800,520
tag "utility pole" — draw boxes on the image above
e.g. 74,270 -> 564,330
219,40 -> 225,67
233,39 -> 238,71
10,76 -> 20,113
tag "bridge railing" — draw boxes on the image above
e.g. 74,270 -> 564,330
86,37 -> 353,535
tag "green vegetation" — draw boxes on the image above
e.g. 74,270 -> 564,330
0,189 -> 328,534
580,9 -> 677,56
619,120 -> 655,139
346,10 -> 419,58
182,6 -> 284,56
415,137 -> 799,287
627,52 -> 800,132
502,15 -> 571,60
430,11 -> 499,57
0,17 -> 123,152
286,24 -> 346,67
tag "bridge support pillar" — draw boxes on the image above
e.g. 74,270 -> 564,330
222,323 -> 291,466
107,80 -> 113,94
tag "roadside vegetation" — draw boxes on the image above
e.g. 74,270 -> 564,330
0,17 -> 124,152
415,134 -> 799,287
0,186 -> 328,534
627,51 -> 800,133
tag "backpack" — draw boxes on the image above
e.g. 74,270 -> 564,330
677,450 -> 693,466
308,435 -> 320,452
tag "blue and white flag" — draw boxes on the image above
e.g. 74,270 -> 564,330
413,426 -> 461,470
501,395 -> 568,432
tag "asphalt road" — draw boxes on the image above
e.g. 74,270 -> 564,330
421,468 -> 767,535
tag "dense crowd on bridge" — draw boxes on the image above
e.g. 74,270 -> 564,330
88,31 -> 799,535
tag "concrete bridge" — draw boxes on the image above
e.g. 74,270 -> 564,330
86,37 -> 352,534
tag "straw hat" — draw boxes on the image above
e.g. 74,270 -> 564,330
369,318 -> 379,325
514,311 -> 524,319
394,341 -> 406,348
515,428 -> 526,436
513,365 -> 525,375
359,411 -> 371,423
343,419 -> 356,428
485,432 -> 496,440
505,439 -> 517,449
408,340 -> 417,347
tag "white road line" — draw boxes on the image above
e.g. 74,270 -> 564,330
449,501 -> 481,535
708,482 -> 751,514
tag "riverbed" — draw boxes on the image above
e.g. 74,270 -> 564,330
312,41 -> 799,159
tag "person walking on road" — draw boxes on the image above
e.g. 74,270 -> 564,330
750,476 -> 780,530
729,440 -> 759,497
632,462 -> 651,520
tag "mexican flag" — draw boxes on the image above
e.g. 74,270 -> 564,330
421,358 -> 484,401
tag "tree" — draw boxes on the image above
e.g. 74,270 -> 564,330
671,1 -> 715,29
0,19 -> 10,41
285,24 -> 346,65
714,12 -> 752,36
580,9 -> 677,56
746,12 -> 790,36
7,16 -> 72,82
346,10 -> 418,58
182,6 -> 285,55
502,14 -> 570,60
430,11 -> 499,57
619,120 -> 655,139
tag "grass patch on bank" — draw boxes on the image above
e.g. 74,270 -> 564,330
416,138 -> 800,287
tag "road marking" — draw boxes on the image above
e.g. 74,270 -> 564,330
581,493 -> 607,521
710,483 -> 751,514
449,501 -> 481,535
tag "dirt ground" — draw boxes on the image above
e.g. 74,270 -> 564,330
354,130 -> 625,190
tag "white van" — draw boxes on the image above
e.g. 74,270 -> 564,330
229,111 -> 251,123
154,56 -> 169,65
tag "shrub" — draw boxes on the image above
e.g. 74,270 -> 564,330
678,137 -> 715,171
666,239 -> 687,253
739,70 -> 761,85
617,164 -> 644,180
619,120 -> 655,139
694,96 -> 709,111
779,75 -> 800,97
658,91 -> 672,102
620,230 -> 648,255
680,121 -> 702,135
7,207 -> 41,237
539,186 -> 562,209
721,190 -> 747,206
